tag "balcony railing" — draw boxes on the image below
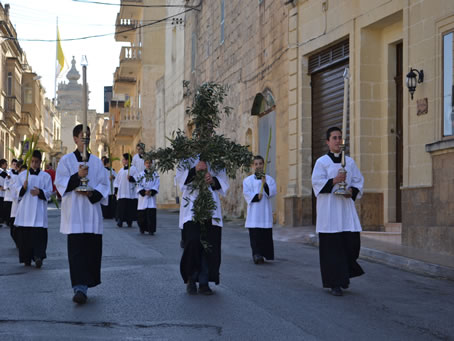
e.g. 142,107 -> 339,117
5,96 -> 20,114
120,107 -> 141,121
120,46 -> 142,62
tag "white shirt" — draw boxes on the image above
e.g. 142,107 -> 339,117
55,152 -> 109,235
243,174 -> 277,228
136,170 -> 160,209
132,154 -> 145,173
14,170 -> 52,228
175,158 -> 229,229
311,154 -> 364,233
114,166 -> 139,199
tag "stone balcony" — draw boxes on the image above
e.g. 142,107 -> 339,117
113,66 -> 136,95
115,13 -> 140,42
114,107 -> 141,143
16,112 -> 37,137
117,0 -> 143,24
117,46 -> 142,78
4,96 -> 21,127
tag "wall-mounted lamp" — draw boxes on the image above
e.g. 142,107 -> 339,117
406,68 -> 424,100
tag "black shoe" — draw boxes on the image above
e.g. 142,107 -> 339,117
253,254 -> 264,264
330,287 -> 343,296
149,232 -> 154,235
186,281 -> 197,295
127,222 -> 132,228
117,222 -> 123,228
198,284 -> 214,296
35,258 -> 43,269
140,229 -> 144,234
180,240 -> 185,249
72,291 -> 87,304
24,261 -> 31,266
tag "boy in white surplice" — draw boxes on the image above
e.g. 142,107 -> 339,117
243,155 -> 277,264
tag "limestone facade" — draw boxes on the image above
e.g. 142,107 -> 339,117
292,0 -> 454,256
183,0 -> 290,221
0,3 -> 62,165
110,0 -> 165,171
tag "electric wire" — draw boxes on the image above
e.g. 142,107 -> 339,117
1,8 -> 191,42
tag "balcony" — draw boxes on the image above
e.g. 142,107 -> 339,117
113,67 -> 136,95
114,107 -> 141,143
118,0 -> 143,22
115,13 -> 140,42
16,112 -> 36,137
4,96 -> 21,127
117,46 -> 142,78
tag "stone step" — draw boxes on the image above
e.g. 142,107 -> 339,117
384,223 -> 402,233
361,231 -> 401,245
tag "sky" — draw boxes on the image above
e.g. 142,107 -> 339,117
4,0 -> 123,113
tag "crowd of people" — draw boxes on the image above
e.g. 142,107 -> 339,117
0,124 -> 365,304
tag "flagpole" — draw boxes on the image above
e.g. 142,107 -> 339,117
54,17 -> 58,102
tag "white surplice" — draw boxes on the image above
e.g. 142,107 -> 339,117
14,170 -> 52,228
103,167 -> 117,198
55,153 -> 109,234
9,172 -> 21,218
243,174 -> 277,228
4,170 -> 16,202
114,166 -> 139,199
132,154 -> 145,173
136,170 -> 160,209
311,154 -> 364,233
175,158 -> 229,229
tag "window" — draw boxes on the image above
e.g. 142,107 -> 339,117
220,0 -> 225,45
7,72 -> 12,96
24,86 -> 33,104
443,32 -> 454,136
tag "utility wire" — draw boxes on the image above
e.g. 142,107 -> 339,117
1,8 -> 191,42
72,0 -> 200,10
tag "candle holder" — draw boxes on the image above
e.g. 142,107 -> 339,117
334,142 -> 350,196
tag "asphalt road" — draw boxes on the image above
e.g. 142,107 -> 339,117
0,206 -> 453,340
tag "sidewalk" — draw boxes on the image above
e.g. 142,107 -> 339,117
273,225 -> 454,281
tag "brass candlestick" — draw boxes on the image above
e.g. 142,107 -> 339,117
334,141 -> 349,196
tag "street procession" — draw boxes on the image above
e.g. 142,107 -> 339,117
0,0 -> 454,340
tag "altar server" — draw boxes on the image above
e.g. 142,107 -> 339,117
136,157 -> 160,235
14,151 -> 52,268
114,153 -> 138,228
243,155 -> 277,264
311,127 -> 365,296
176,158 -> 229,295
101,157 -> 117,219
132,142 -> 145,173
55,124 -> 109,304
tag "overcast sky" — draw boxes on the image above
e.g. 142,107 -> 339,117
4,0 -> 123,113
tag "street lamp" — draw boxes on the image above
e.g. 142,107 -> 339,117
406,68 -> 424,100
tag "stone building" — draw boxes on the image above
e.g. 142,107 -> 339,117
154,0 -> 186,207
289,0 -> 454,256
110,0 -> 165,171
0,3 -> 62,164
57,56 -> 98,155
184,0 -> 290,221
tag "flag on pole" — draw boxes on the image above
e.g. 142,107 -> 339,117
56,27 -> 65,77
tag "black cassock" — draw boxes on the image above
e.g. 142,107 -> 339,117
180,220 -> 222,285
248,228 -> 274,260
318,231 -> 364,288
68,234 -> 102,288
101,194 -> 117,219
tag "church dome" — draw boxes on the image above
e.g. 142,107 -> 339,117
66,56 -> 80,83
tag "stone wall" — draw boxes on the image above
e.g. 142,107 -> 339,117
184,0 -> 289,222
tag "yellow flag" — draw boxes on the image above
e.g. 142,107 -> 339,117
56,27 -> 65,77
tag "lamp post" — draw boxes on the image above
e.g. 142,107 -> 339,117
75,55 -> 93,192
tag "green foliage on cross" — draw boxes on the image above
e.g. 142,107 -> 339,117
145,82 -> 253,231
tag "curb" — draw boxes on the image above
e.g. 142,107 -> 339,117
284,232 -> 454,281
